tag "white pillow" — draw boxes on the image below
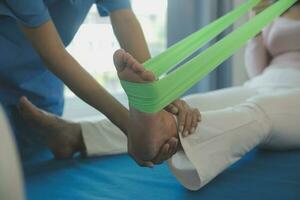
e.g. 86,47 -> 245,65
0,106 -> 24,200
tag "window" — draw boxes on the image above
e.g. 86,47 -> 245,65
63,0 -> 167,120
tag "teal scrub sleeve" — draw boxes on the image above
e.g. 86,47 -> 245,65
0,0 -> 50,27
97,0 -> 132,17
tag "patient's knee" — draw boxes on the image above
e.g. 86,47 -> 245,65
247,90 -> 300,115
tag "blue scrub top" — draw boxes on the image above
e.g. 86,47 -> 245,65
0,0 -> 131,160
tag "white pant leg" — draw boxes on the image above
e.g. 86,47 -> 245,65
169,87 -> 300,191
249,88 -> 300,150
81,119 -> 127,157
168,86 -> 261,190
183,86 -> 258,111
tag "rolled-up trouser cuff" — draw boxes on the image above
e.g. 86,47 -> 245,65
168,104 -> 271,190
80,119 -> 127,157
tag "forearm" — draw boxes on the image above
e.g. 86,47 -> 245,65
110,9 -> 151,63
49,52 -> 129,134
21,21 -> 129,134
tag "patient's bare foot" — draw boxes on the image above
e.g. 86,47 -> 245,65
19,97 -> 85,159
114,49 -> 178,161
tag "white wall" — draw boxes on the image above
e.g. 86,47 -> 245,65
232,0 -> 250,86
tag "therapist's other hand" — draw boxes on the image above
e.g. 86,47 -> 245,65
252,0 -> 273,16
130,137 -> 179,168
165,99 -> 201,138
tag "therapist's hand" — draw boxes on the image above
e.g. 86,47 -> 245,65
165,99 -> 201,138
129,137 -> 179,168
252,0 -> 274,16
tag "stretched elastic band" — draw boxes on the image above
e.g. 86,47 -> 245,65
121,0 -> 297,113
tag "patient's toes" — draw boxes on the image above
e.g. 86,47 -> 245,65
142,70 -> 156,82
124,53 -> 135,68
113,49 -> 126,72
131,63 -> 144,74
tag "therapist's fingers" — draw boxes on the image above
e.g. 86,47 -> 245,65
152,137 -> 179,164
131,154 -> 154,168
139,160 -> 155,168
166,138 -> 179,158
128,146 -> 155,168
166,100 -> 196,137
191,109 -> 201,134
182,105 -> 193,137
176,103 -> 187,135
164,138 -> 179,160
129,140 -> 174,168
165,103 -> 179,115
151,142 -> 171,165
169,138 -> 179,156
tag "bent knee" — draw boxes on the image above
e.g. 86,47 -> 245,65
246,89 -> 300,115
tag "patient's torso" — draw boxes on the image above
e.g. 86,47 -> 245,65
263,5 -> 300,68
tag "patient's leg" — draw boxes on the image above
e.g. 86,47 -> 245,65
169,88 -> 300,191
19,97 -> 85,159
113,49 -> 178,161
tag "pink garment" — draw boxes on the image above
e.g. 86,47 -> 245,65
245,6 -> 300,78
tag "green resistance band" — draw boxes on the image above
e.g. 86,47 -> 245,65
121,0 -> 297,113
